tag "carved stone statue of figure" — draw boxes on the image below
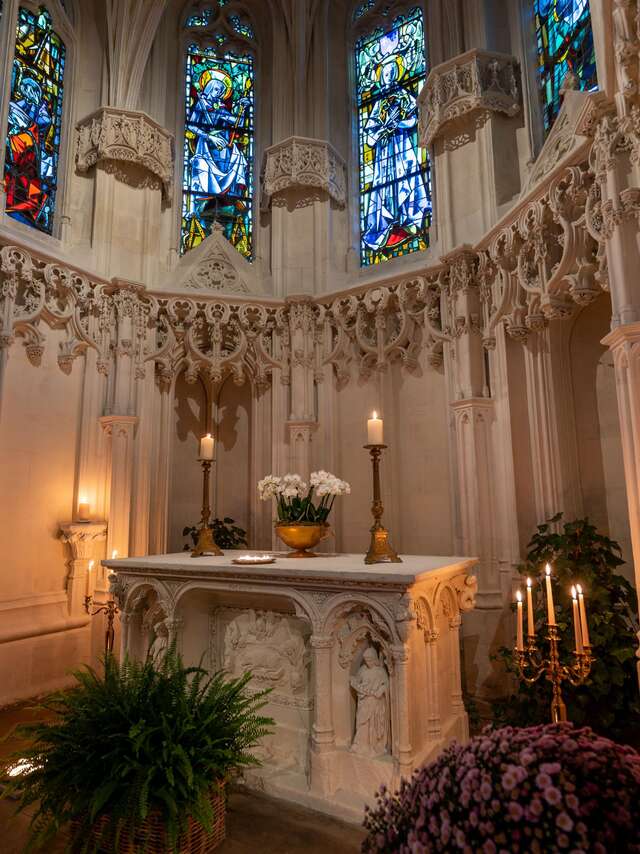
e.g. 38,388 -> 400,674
350,646 -> 390,757
149,619 -> 169,664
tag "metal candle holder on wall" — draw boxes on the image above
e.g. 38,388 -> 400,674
363,444 -> 402,565
515,626 -> 594,723
192,458 -> 223,557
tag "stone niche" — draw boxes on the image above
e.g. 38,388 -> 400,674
209,605 -> 312,777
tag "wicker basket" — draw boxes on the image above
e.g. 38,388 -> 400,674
72,784 -> 226,854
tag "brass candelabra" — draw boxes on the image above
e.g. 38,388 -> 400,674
515,626 -> 594,723
84,593 -> 119,656
363,444 -> 402,565
191,458 -> 222,557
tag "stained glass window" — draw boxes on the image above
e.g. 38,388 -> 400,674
4,7 -> 66,234
355,7 -> 431,266
535,0 -> 597,132
181,43 -> 254,258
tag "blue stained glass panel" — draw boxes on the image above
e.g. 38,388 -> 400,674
181,44 -> 254,258
535,0 -> 597,132
355,7 -> 431,267
228,14 -> 254,40
4,7 -> 66,234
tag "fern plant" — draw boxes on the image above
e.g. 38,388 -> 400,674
1,651 -> 273,852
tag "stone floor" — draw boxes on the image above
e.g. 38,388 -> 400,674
0,701 -> 365,853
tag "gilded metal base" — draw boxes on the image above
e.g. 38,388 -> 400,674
191,525 -> 223,557
364,525 -> 402,564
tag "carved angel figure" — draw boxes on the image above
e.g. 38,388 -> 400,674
350,646 -> 390,757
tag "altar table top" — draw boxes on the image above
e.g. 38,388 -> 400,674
103,552 -> 477,592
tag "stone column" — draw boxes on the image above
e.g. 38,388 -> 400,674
286,295 -> 317,478
424,632 -> 441,739
391,645 -> 413,780
309,634 -> 335,751
59,522 -> 108,616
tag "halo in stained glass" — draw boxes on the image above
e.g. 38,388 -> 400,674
3,7 -> 66,234
534,0 -> 597,132
181,43 -> 254,259
355,6 -> 431,267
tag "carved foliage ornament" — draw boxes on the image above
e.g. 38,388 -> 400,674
263,136 -> 347,208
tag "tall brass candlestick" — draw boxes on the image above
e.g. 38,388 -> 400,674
191,458 -> 223,557
364,444 -> 402,565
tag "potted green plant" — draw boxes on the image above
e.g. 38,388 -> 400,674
2,651 -> 273,853
257,471 -> 351,558
492,514 -> 640,742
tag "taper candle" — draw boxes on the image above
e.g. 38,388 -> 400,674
544,564 -> 556,626
516,590 -> 524,651
526,577 -> 535,637
77,497 -> 90,521
199,433 -> 215,460
576,584 -> 590,647
571,586 -> 583,654
86,560 -> 94,598
367,411 -> 384,445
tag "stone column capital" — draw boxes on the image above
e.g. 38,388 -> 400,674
419,49 -> 520,148
59,522 -> 108,560
75,106 -> 174,201
263,136 -> 347,207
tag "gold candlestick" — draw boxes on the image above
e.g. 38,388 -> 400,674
191,458 -> 223,557
363,444 -> 402,565
515,625 -> 594,723
84,595 -> 119,656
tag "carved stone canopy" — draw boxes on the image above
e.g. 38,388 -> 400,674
419,49 -> 520,149
76,107 -> 174,201
262,136 -> 347,208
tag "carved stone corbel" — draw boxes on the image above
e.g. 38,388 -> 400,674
263,136 -> 347,208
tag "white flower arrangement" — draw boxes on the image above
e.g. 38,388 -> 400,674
258,470 -> 351,524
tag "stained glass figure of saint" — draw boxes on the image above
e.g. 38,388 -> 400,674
535,0 -> 597,132
181,45 -> 254,259
4,8 -> 66,234
355,7 -> 431,266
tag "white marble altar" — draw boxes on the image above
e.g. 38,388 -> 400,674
105,552 -> 477,821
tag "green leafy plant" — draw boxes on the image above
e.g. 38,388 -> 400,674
183,516 -> 248,551
492,514 -> 640,742
2,651 -> 273,852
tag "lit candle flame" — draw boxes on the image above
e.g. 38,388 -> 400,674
571,585 -> 577,599
111,549 -> 118,560
372,410 -> 378,419
545,563 -> 552,577
88,560 -> 94,571
576,583 -> 583,595
526,577 -> 532,588
516,590 -> 522,602
79,495 -> 88,504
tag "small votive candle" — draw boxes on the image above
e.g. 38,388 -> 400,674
367,411 -> 384,445
544,563 -> 556,626
77,497 -> 91,521
199,433 -> 215,460
516,590 -> 524,651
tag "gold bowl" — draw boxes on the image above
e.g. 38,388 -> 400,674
275,523 -> 330,558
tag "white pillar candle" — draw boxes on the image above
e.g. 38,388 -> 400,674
571,586 -> 583,654
576,584 -> 590,647
544,564 -> 556,626
526,577 -> 535,638
367,411 -> 384,445
86,560 -> 94,598
199,433 -> 215,460
516,590 -> 524,651
77,497 -> 91,521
